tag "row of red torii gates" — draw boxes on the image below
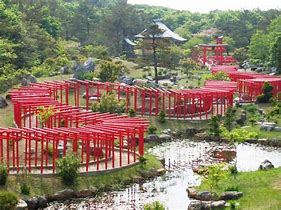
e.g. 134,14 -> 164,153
211,65 -> 281,102
2,64 -> 281,174
0,78 -> 237,174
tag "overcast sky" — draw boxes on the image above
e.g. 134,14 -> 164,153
128,0 -> 281,13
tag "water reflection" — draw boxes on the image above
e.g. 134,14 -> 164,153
47,140 -> 281,210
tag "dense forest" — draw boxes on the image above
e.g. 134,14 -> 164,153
0,0 -> 281,92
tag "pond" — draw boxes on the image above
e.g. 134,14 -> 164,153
47,140 -> 281,210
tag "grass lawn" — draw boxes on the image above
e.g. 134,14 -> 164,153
243,125 -> 281,139
1,154 -> 162,197
197,168 -> 281,210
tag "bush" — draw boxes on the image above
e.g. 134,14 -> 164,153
0,191 -> 18,210
77,71 -> 94,81
91,93 -> 125,114
157,110 -> 166,123
82,45 -> 109,59
204,71 -> 230,81
139,156 -> 147,168
148,126 -> 157,134
144,201 -> 165,210
256,82 -> 274,103
0,164 -> 7,186
20,182 -> 30,195
98,60 -> 125,82
128,108 -> 136,117
56,155 -> 80,185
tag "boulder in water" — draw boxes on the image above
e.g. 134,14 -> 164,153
259,160 -> 274,170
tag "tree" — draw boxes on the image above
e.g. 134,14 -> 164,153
141,23 -> 165,84
209,116 -> 221,137
270,35 -> 281,74
256,82 -> 274,103
97,60 -> 125,82
37,106 -> 55,127
224,107 -> 237,131
249,31 -> 272,65
204,163 -> 228,194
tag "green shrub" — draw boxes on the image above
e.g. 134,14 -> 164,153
77,71 -> 94,81
0,164 -> 7,186
142,74 -> 147,79
91,93 -> 125,114
0,191 -> 18,210
82,44 -> 109,59
139,156 -> 147,168
256,82 -> 274,103
56,155 -> 80,185
229,164 -> 238,178
144,201 -> 165,210
20,182 -> 30,195
128,108 -> 136,117
204,71 -> 230,81
148,126 -> 157,134
157,110 -> 166,123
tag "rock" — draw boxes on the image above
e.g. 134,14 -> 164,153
186,187 -> 197,199
37,196 -> 47,208
0,97 -> 8,108
196,191 -> 212,201
274,127 -> 281,132
206,200 -> 226,209
159,134 -> 171,141
27,75 -> 37,83
186,128 -> 197,137
21,78 -> 29,86
220,191 -> 243,200
171,130 -> 182,138
60,66 -> 69,74
259,160 -> 274,170
194,132 -> 208,141
132,176 -> 145,183
73,58 -> 95,79
83,58 -> 95,71
156,168 -> 166,175
139,169 -> 159,178
16,199 -> 28,210
162,129 -> 172,135
236,113 -> 247,126
47,189 -> 76,202
188,200 -> 226,210
188,200 -> 204,210
24,197 -> 38,210
145,134 -> 159,142
75,188 -> 96,198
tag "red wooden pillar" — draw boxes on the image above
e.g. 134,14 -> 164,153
138,128 -> 144,156
149,90 -> 152,115
203,47 -> 207,65
155,91 -> 159,116
0,133 -> 3,163
168,93 -> 171,119
126,87 -> 130,113
119,133 -> 123,167
86,83 -> 89,110
134,88 -> 137,112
